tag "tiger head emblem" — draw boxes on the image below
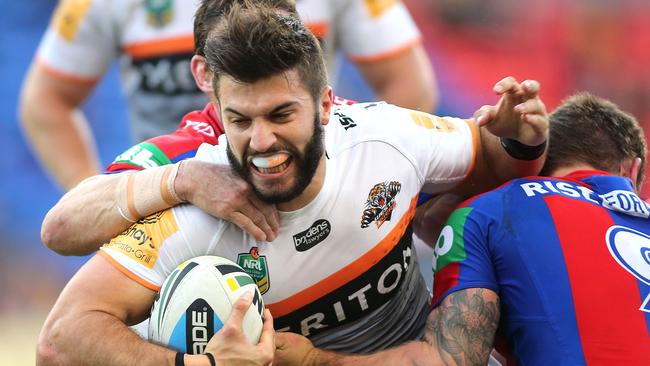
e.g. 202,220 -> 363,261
360,181 -> 401,229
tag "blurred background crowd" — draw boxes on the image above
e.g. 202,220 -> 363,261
1,0 -> 649,364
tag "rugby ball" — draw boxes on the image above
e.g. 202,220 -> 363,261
148,256 -> 264,354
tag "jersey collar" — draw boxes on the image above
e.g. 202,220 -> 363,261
560,169 -> 612,183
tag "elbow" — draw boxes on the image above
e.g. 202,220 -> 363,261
41,208 -> 79,256
414,66 -> 438,113
383,71 -> 438,113
424,77 -> 439,113
41,209 -> 64,254
417,83 -> 438,114
36,321 -> 65,366
36,338 -> 59,366
407,48 -> 438,113
18,84 -> 36,129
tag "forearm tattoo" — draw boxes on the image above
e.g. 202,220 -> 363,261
424,289 -> 500,366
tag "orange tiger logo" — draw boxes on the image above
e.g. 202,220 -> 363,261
360,181 -> 401,228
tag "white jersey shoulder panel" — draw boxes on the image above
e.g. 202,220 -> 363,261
326,102 -> 475,192
38,0 -> 120,77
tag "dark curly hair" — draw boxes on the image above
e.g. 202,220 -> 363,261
202,1 -> 327,101
193,0 -> 297,57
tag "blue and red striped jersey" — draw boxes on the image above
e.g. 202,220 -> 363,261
106,103 -> 223,173
432,170 -> 650,365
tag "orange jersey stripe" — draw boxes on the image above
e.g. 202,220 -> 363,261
267,195 -> 418,317
348,37 -> 421,64
124,35 -> 194,60
36,56 -> 100,84
98,250 -> 161,292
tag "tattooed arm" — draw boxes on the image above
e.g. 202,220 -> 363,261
424,288 -> 500,366
274,288 -> 500,366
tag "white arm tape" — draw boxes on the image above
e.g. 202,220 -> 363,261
115,163 -> 183,222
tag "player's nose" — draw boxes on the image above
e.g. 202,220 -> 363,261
249,120 -> 278,152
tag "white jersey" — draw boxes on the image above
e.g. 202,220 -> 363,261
37,0 -> 421,141
100,102 -> 476,352
296,0 -> 421,81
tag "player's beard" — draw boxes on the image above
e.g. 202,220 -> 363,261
226,113 -> 325,204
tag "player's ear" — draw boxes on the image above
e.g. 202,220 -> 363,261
631,157 -> 642,191
191,55 -> 213,94
319,86 -> 333,126
620,157 -> 642,191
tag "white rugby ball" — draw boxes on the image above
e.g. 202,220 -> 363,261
148,256 -> 264,354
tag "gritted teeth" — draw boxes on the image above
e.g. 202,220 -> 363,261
251,153 -> 290,169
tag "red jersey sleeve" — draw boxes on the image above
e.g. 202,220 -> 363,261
105,104 -> 224,173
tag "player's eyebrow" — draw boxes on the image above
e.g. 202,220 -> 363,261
223,101 -> 298,118
268,101 -> 297,114
223,107 -> 247,117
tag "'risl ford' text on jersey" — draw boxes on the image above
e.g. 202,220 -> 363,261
433,171 -> 650,365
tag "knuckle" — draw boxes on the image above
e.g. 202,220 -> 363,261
240,184 -> 251,194
235,298 -> 249,310
253,214 -> 265,225
222,323 -> 239,335
263,211 -> 275,222
233,220 -> 248,230
257,348 -> 273,361
220,203 -> 234,213
261,351 -> 273,362
473,106 -> 491,118
210,205 -> 226,217
240,222 -> 254,231
233,191 -> 246,202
